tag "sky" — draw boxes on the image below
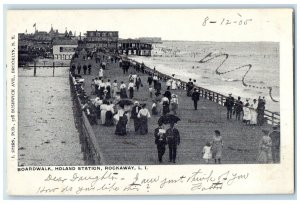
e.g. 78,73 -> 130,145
7,9 -> 292,42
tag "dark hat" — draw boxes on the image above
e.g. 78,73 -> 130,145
262,129 -> 269,135
214,130 -> 221,135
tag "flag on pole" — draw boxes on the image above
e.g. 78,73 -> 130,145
33,23 -> 36,27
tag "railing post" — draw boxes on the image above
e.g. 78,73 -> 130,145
33,61 -> 36,77
53,62 -> 55,77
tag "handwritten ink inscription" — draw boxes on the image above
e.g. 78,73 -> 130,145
202,13 -> 253,27
37,169 -> 250,194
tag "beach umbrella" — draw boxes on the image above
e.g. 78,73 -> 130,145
117,99 -> 134,106
158,114 -> 181,125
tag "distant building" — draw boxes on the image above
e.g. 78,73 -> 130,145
83,30 -> 119,52
118,39 -> 152,56
52,39 -> 78,61
137,37 -> 162,44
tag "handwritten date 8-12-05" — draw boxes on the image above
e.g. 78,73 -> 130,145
202,13 -> 253,26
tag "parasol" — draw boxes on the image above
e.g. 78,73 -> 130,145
158,114 -> 181,124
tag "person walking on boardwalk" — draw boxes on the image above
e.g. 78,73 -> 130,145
105,79 -> 111,100
234,96 -> 243,121
137,104 -> 151,135
88,64 -> 92,75
135,75 -> 142,91
112,80 -> 118,98
166,78 -> 172,90
225,93 -> 234,119
115,108 -> 128,136
243,100 -> 251,125
154,122 -> 167,163
128,80 -> 135,99
98,80 -> 106,99
83,64 -> 87,75
186,78 -> 194,97
77,64 -> 82,75
202,142 -> 212,164
170,94 -> 179,115
257,129 -> 273,163
166,122 -> 180,163
191,88 -> 200,110
148,74 -> 153,86
211,130 -> 223,164
161,94 -> 170,115
120,81 -> 128,99
131,101 -> 141,133
99,67 -> 104,79
269,125 -> 280,163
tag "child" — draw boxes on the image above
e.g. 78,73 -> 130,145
202,142 -> 212,164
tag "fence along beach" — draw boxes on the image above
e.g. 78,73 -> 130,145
69,48 -> 279,165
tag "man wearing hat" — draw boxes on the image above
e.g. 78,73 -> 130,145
131,101 -> 141,133
154,122 -> 167,163
225,93 -> 235,119
191,88 -> 200,110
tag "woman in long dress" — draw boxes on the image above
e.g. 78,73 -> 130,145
171,79 -> 178,90
137,104 -> 151,135
257,130 -> 273,163
161,96 -> 170,115
211,130 -> 223,164
243,100 -> 251,125
128,80 -> 135,99
115,107 -> 128,136
250,99 -> 258,125
120,81 -> 128,99
100,101 -> 109,125
98,80 -> 106,99
111,80 -> 118,98
104,102 -> 115,126
170,94 -> 179,115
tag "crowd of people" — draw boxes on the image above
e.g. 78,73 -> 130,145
70,49 -> 280,165
224,93 -> 267,126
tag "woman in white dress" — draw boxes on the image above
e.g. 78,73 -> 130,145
137,104 -> 151,135
111,80 -> 118,98
250,99 -> 258,125
243,100 -> 251,125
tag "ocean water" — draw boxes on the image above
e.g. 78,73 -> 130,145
130,41 -> 280,113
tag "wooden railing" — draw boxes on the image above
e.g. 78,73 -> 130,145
69,71 -> 104,165
124,57 -> 280,126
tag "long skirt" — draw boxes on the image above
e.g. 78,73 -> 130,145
250,109 -> 258,125
104,111 -> 114,126
101,110 -> 107,125
212,144 -> 222,159
120,88 -> 128,99
139,116 -> 148,135
112,87 -> 118,98
115,117 -> 127,136
170,103 -> 178,114
129,87 -> 134,99
106,86 -> 111,99
99,87 -> 105,99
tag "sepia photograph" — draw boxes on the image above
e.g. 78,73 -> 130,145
6,8 -> 294,195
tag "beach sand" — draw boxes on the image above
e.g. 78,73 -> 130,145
18,67 -> 84,166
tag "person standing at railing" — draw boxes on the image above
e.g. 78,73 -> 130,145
191,88 -> 200,110
250,99 -> 258,125
257,96 -> 266,126
234,96 -> 243,121
243,99 -> 251,125
225,93 -> 234,119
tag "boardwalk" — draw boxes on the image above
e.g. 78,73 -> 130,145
73,53 -> 272,165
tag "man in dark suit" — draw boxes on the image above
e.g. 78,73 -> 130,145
191,88 -> 200,110
154,122 -> 167,163
225,93 -> 235,119
166,123 -> 180,163
186,78 -> 194,97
